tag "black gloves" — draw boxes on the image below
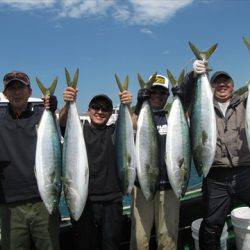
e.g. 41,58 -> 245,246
134,88 -> 151,115
171,86 -> 185,99
49,95 -> 58,112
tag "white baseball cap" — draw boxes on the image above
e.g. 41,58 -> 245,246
149,74 -> 169,89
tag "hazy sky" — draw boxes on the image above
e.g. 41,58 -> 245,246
0,0 -> 250,111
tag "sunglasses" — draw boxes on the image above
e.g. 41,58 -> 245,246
151,89 -> 169,96
90,103 -> 111,113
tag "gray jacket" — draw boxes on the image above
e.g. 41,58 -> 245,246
212,92 -> 250,168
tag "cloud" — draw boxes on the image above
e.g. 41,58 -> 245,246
0,0 -> 194,25
0,0 -> 56,10
140,28 -> 153,35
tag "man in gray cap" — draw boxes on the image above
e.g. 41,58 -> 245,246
0,71 -> 60,250
185,61 -> 250,250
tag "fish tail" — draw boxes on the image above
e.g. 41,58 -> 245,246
36,77 -> 58,96
243,36 -> 250,50
189,41 -> 217,60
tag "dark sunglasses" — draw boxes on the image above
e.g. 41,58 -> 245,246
90,103 -> 111,112
151,89 -> 169,96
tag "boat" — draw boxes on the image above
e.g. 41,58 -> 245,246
0,96 -> 243,249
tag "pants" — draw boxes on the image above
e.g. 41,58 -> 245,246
71,200 -> 123,250
199,167 -> 250,250
130,187 -> 180,250
0,200 -> 60,250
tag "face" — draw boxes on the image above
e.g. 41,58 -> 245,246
4,81 -> 32,110
212,76 -> 234,103
88,99 -> 112,127
150,86 -> 169,110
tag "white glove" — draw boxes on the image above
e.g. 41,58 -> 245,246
193,60 -> 207,75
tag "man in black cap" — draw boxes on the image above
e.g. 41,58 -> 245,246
0,71 -> 60,249
181,61 -> 250,250
59,86 -> 132,250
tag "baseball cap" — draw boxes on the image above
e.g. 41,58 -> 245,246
89,94 -> 113,111
149,74 -> 169,89
210,71 -> 234,85
3,71 -> 30,88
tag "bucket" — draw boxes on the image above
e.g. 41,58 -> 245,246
191,218 -> 228,250
231,207 -> 250,250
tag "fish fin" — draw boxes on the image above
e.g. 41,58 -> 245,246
189,41 -> 217,60
72,68 -> 79,88
65,68 -> 72,87
202,130 -> 208,145
243,36 -> 250,50
167,70 -> 177,87
178,70 -> 185,85
179,158 -> 184,169
192,146 -> 203,177
137,73 -> 145,88
48,77 -> 58,95
115,74 -> 124,92
36,78 -> 47,96
147,72 -> 157,88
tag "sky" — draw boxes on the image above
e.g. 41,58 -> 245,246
0,0 -> 250,112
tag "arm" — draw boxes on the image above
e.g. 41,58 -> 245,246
59,87 -> 78,127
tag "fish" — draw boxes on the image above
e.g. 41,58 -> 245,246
62,68 -> 89,221
245,81 -> 250,151
135,73 -> 159,201
189,42 -> 217,177
243,36 -> 250,50
165,70 -> 191,199
114,74 -> 136,195
35,77 -> 62,214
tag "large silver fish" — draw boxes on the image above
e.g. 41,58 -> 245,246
35,77 -> 62,214
189,42 -> 217,177
114,74 -> 136,195
136,73 -> 159,201
62,68 -> 89,221
243,37 -> 250,150
165,70 -> 191,199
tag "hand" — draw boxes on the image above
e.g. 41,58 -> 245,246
137,88 -> 151,103
171,86 -> 184,98
43,95 -> 58,112
119,90 -> 132,105
193,60 -> 207,75
63,87 -> 78,102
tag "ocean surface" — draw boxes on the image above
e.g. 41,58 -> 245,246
60,163 -> 202,218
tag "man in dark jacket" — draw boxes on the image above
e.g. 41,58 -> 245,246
59,85 -> 132,250
186,61 -> 250,250
0,71 -> 60,250
130,74 -> 180,250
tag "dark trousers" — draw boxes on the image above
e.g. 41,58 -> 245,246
71,200 -> 123,250
199,167 -> 250,250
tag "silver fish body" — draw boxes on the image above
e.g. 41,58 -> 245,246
62,102 -> 89,221
245,84 -> 250,150
136,101 -> 159,201
166,97 -> 191,199
115,104 -> 136,195
35,110 -> 62,214
190,74 -> 217,177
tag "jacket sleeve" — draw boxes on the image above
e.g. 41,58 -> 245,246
180,71 -> 196,112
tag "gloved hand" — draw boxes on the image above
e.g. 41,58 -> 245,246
43,95 -> 58,112
193,60 -> 207,75
137,88 -> 151,103
134,88 -> 151,115
49,95 -> 58,112
171,86 -> 185,99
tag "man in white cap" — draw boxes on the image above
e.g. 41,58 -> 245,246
130,74 -> 180,250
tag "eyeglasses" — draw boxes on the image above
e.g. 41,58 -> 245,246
151,90 -> 169,96
90,103 -> 111,113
